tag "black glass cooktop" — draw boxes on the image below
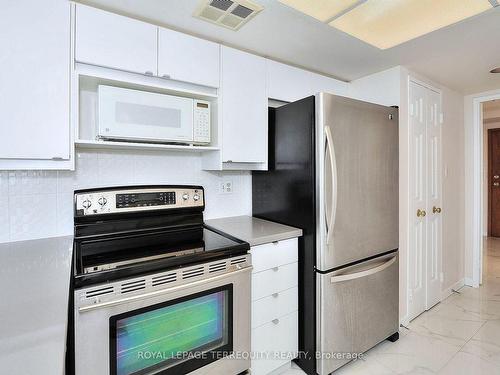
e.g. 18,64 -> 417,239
74,226 -> 249,287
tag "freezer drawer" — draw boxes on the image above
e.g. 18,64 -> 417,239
316,252 -> 399,375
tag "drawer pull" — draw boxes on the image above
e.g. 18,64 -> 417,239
272,241 -> 279,245
272,293 -> 279,298
272,319 -> 280,325
272,267 -> 279,272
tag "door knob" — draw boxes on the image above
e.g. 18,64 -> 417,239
433,206 -> 442,214
417,209 -> 426,218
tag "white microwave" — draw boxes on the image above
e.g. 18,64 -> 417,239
97,85 -> 211,145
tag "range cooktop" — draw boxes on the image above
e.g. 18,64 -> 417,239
73,186 -> 249,287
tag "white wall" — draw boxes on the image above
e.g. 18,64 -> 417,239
348,66 -> 401,107
0,150 -> 252,243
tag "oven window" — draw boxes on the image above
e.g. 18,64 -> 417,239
110,285 -> 233,375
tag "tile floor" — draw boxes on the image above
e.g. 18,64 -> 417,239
283,237 -> 500,375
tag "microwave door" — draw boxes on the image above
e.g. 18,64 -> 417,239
98,85 -> 194,143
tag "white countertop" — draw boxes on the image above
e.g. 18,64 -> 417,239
206,215 -> 302,246
0,236 -> 73,375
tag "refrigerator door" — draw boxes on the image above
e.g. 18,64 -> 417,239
317,93 -> 399,271
316,252 -> 399,375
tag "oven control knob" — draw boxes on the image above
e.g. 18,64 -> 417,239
82,199 -> 92,209
182,193 -> 189,201
193,194 -> 200,201
98,197 -> 107,206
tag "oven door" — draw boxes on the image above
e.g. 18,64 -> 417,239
98,85 -> 194,144
74,264 -> 251,375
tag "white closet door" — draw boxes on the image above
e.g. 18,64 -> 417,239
425,89 -> 443,310
408,81 -> 428,321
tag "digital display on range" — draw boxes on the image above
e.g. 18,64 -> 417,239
116,192 -> 176,208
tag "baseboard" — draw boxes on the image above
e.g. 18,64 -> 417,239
441,278 -> 465,300
464,277 -> 475,287
399,316 -> 410,327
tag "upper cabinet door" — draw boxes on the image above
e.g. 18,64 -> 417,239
0,0 -> 70,161
158,28 -> 220,88
267,60 -> 314,102
267,60 -> 349,102
75,5 -> 157,75
221,47 -> 267,164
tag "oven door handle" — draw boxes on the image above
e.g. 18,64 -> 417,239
78,266 -> 252,313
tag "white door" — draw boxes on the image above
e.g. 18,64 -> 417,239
408,81 -> 443,320
408,81 -> 428,321
158,28 -> 220,88
221,46 -> 267,164
75,4 -> 157,75
0,0 -> 70,161
425,89 -> 443,309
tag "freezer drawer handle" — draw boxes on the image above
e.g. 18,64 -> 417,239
330,255 -> 397,283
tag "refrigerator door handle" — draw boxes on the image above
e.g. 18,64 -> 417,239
324,126 -> 337,245
330,255 -> 397,283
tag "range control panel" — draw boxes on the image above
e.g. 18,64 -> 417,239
75,187 -> 204,217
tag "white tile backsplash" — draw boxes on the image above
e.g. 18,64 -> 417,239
0,150 -> 252,243
9,194 -> 58,241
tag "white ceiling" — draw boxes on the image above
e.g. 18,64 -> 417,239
77,0 -> 500,94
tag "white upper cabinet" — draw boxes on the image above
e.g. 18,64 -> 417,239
221,47 -> 267,164
75,4 -> 157,75
0,0 -> 71,164
267,60 -> 349,102
158,28 -> 220,88
267,60 -> 313,102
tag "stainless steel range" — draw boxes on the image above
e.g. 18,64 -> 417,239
68,186 -> 251,375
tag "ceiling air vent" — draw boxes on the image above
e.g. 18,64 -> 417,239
194,0 -> 263,31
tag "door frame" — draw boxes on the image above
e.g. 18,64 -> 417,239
488,129 -> 500,236
471,93 -> 500,287
406,76 -> 443,320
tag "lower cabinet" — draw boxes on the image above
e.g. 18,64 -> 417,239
250,238 -> 299,375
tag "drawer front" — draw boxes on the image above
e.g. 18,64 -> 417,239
252,262 -> 298,301
252,286 -> 298,329
251,311 -> 298,375
251,238 -> 298,273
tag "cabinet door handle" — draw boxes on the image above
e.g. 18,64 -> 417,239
272,267 -> 279,272
162,74 -> 171,79
272,293 -> 279,298
432,206 -> 442,214
272,319 -> 280,325
144,71 -> 154,76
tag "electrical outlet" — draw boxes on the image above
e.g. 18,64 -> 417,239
220,180 -> 233,194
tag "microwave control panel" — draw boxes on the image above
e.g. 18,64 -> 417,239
193,100 -> 211,144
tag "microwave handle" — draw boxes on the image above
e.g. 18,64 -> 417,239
78,266 -> 252,313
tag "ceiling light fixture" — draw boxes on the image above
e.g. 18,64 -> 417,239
491,67 -> 500,73
279,0 -> 497,50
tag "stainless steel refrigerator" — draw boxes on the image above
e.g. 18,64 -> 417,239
253,93 -> 399,375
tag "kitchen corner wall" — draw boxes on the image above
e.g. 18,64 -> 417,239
0,150 -> 252,243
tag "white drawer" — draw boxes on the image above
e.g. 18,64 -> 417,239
252,286 -> 298,329
251,238 -> 298,273
252,262 -> 298,301
251,311 -> 298,375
